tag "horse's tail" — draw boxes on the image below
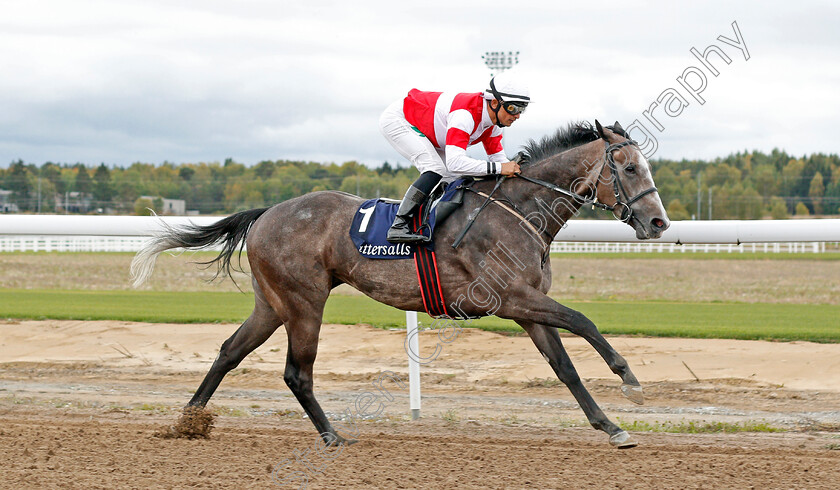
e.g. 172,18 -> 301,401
130,207 -> 271,288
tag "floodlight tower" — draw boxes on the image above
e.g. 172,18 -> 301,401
482,51 -> 519,77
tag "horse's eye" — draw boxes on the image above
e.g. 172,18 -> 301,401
625,164 -> 636,174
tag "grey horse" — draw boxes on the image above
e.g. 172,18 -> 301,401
131,120 -> 669,448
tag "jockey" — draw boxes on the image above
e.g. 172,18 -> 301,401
380,70 -> 529,243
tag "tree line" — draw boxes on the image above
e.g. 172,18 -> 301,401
1,148 -> 839,219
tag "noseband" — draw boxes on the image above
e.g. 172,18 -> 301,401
602,140 -> 659,222
516,138 -> 658,224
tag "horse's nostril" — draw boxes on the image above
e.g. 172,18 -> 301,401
651,218 -> 666,230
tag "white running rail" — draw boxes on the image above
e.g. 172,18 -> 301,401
1,215 -> 838,252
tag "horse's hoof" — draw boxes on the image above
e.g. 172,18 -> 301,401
621,383 -> 644,405
609,430 -> 638,449
328,434 -> 358,446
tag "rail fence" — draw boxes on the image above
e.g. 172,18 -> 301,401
2,215 -> 839,253
549,241 -> 831,254
0,235 -> 834,254
0,235 -> 154,253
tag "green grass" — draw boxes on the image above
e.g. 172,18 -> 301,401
572,301 -> 840,343
0,289 -> 255,323
618,418 -> 782,433
1,289 -> 838,343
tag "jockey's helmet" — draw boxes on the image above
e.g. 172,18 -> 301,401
484,70 -> 531,107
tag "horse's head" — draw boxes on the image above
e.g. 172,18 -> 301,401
592,120 -> 670,239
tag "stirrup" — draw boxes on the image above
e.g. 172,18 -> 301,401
387,218 -> 431,243
386,227 -> 431,244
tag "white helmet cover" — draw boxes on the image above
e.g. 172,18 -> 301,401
484,70 -> 531,104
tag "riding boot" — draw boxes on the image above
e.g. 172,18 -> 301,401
387,171 -> 442,243
386,185 -> 429,243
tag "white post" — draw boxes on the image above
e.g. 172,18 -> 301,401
406,311 -> 421,420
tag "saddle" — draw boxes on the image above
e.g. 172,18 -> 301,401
349,178 -> 469,259
419,177 -> 469,234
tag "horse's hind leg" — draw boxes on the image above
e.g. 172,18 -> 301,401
518,320 -> 637,448
188,279 -> 282,408
282,310 -> 357,446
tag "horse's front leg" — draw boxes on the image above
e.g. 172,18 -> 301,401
499,288 -> 644,405
517,320 -> 637,448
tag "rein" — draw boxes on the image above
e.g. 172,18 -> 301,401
453,173 -> 555,263
451,136 -> 659,262
452,175 -> 506,248
517,139 -> 658,224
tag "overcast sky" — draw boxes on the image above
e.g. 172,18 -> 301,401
1,0 -> 838,168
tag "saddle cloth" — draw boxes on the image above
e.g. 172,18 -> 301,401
348,178 -> 466,260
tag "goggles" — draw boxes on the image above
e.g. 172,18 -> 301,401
501,101 -> 528,116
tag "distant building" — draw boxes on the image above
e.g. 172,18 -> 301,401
0,190 -> 20,213
59,192 -> 92,214
140,196 -> 186,215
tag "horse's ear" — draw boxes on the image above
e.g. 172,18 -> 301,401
613,121 -> 624,133
595,120 -> 606,140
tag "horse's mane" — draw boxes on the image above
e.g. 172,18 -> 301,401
520,121 -> 627,166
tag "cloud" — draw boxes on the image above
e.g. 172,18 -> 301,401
0,1 -> 837,168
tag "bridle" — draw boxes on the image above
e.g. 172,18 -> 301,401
452,136 -> 659,259
516,138 -> 659,225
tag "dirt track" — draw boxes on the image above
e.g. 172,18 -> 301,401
2,320 -> 840,488
3,407 -> 839,489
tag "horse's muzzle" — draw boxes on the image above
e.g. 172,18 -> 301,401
633,216 -> 669,240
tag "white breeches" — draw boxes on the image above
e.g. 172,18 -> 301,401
379,100 -> 455,181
